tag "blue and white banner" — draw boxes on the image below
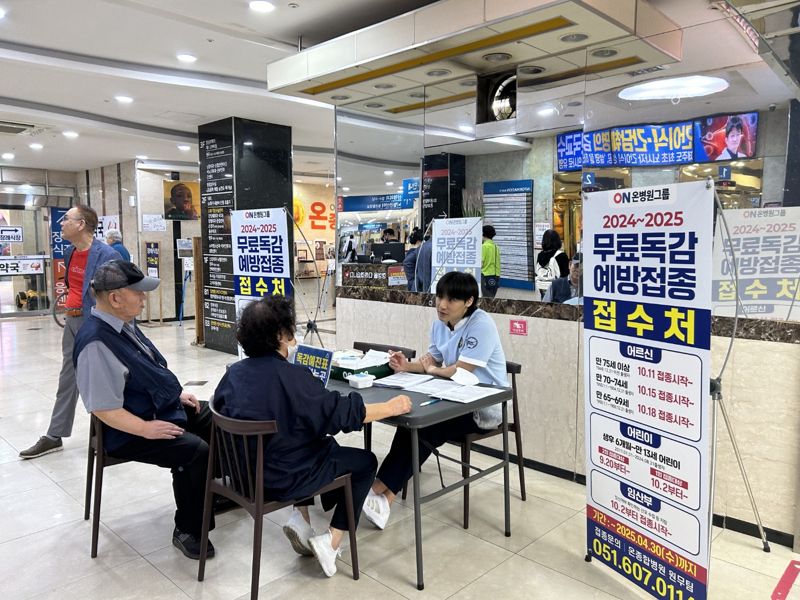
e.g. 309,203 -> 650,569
583,181 -> 713,600
340,194 -> 414,212
293,344 -> 334,386
430,217 -> 482,293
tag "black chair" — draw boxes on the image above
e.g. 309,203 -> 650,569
352,341 -> 416,452
198,399 -> 359,599
401,361 -> 527,529
84,414 -> 132,558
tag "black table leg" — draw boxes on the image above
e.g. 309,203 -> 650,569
411,427 -> 424,590
502,400 -> 511,537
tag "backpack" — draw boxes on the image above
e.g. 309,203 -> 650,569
535,250 -> 562,292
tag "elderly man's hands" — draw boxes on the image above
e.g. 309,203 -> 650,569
387,394 -> 412,416
141,420 -> 185,439
179,391 -> 200,412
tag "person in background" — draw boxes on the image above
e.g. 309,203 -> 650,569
403,229 -> 423,291
105,229 -> 131,262
362,272 -> 506,530
20,205 -> 121,459
344,234 -> 357,262
414,223 -> 433,293
481,224 -> 501,298
214,296 -> 411,577
543,252 -> 582,304
535,229 -> 569,300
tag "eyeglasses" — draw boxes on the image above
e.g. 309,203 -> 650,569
58,216 -> 85,224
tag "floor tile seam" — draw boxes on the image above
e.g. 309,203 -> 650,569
20,555 -> 149,600
710,554 -> 783,582
512,552 -> 634,600
480,477 -> 588,512
421,508 -> 522,555
0,479 -> 65,501
441,553 -> 519,600
0,513 -> 97,547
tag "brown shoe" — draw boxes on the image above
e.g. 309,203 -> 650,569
19,436 -> 63,459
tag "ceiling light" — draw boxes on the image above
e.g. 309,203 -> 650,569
0,8 -> 6,20
243,141 -> 253,146
114,95 -> 134,104
364,102 -> 384,108
62,130 -> 79,139
224,174 -> 233,178
483,52 -> 512,63
591,48 -> 618,58
385,181 -> 394,186
373,83 -> 395,90
336,176 -> 342,181
249,1 -> 275,12
538,107 -> 556,117
135,155 -> 148,160
330,95 -> 350,101
408,92 -> 428,99
29,143 -> 43,150
19,183 -> 32,190
342,187 -> 350,191
518,65 -> 545,75
1,152 -> 14,160
177,144 -> 191,151
295,179 -> 303,183
619,75 -> 729,101
176,53 -> 197,63
383,170 -> 394,176
459,79 -> 477,87
560,33 -> 589,43
426,69 -> 452,77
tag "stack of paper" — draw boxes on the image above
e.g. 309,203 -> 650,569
374,373 -> 433,389
433,386 -> 504,403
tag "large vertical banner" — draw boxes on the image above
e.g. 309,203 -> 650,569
231,207 -> 291,321
583,181 -> 713,600
482,180 -> 535,286
50,207 -> 71,306
430,217 -> 481,292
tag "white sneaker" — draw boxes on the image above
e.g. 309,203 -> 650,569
362,490 -> 390,530
282,509 -> 315,556
308,531 -> 342,577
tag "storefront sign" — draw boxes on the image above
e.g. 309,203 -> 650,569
0,255 -> 45,275
509,319 -> 528,336
96,215 -> 119,241
294,344 -> 334,386
340,194 -> 413,212
50,207 -> 71,306
231,207 -> 291,322
557,130 -> 584,172
483,180 -> 535,285
711,206 -> 800,320
358,222 -> 387,232
431,217 -> 481,293
0,225 -> 23,243
584,122 -> 694,167
402,177 -> 420,200
583,181 -> 713,600
387,264 -> 406,287
145,242 -> 160,278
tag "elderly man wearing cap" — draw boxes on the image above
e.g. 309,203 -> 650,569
542,252 -> 583,304
72,260 -> 216,560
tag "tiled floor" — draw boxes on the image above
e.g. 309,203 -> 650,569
0,313 -> 794,599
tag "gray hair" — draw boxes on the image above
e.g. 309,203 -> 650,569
105,228 -> 123,243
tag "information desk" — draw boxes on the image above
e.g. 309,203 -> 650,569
328,379 -> 512,590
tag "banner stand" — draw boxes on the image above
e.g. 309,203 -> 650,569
140,241 -> 163,328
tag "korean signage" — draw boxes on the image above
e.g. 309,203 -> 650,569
145,242 -> 160,278
557,130 -> 584,171
583,181 -> 713,600
430,217 -> 481,293
0,225 -> 23,243
402,177 -> 420,200
711,206 -> 800,320
483,180 -> 535,284
0,255 -> 45,275
340,194 -> 413,212
96,215 -> 119,241
358,222 -> 387,232
293,344 -> 334,386
50,207 -> 71,306
231,207 -> 291,321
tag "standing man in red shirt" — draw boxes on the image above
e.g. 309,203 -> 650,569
20,205 -> 121,458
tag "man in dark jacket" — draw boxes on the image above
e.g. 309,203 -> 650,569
73,260 -> 216,560
543,252 -> 583,304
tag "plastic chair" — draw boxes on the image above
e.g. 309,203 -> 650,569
84,414 -> 132,558
198,399 -> 359,599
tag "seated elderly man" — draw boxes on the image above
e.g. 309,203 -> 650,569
213,296 -> 411,577
73,260 -> 216,560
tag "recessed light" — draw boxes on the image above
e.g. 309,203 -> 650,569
619,75 -> 729,101
249,1 -> 275,12
243,141 -> 253,146
560,33 -> 589,43
176,53 -> 197,63
224,174 -> 233,178
373,83 -> 395,90
0,8 -> 6,20
177,144 -> 191,151
365,102 -> 385,108
408,92 -> 428,99
330,95 -> 350,101
342,187 -> 350,191
538,107 -> 556,117
426,69 -> 452,77
591,48 -> 618,58
1,152 -> 14,160
62,131 -> 79,139
459,79 -> 477,87
336,176 -> 342,182
483,52 -> 512,63
518,65 -> 545,75
114,95 -> 134,104
136,155 -> 148,160
29,143 -> 44,150
383,170 -> 394,176
385,181 -> 394,186
295,179 -> 303,183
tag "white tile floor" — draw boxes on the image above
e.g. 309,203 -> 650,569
0,314 -> 794,599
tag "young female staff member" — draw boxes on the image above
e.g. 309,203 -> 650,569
361,271 -> 507,528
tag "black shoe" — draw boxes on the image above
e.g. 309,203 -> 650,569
172,527 -> 215,560
213,494 -> 237,514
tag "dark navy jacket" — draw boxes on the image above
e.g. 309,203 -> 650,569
73,315 -> 185,453
549,276 -> 576,304
213,353 -> 366,502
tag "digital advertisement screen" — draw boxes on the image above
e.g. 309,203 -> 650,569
693,111 -> 758,162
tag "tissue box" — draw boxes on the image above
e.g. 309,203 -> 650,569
346,373 -> 376,389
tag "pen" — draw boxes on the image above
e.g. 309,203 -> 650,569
419,398 -> 440,407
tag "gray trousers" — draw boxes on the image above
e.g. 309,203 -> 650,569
47,315 -> 84,438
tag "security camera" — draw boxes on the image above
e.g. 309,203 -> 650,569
769,103 -> 777,112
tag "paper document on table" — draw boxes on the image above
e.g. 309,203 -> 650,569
373,373 -> 433,389
358,349 -> 391,368
434,386 -> 505,403
405,378 -> 463,396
